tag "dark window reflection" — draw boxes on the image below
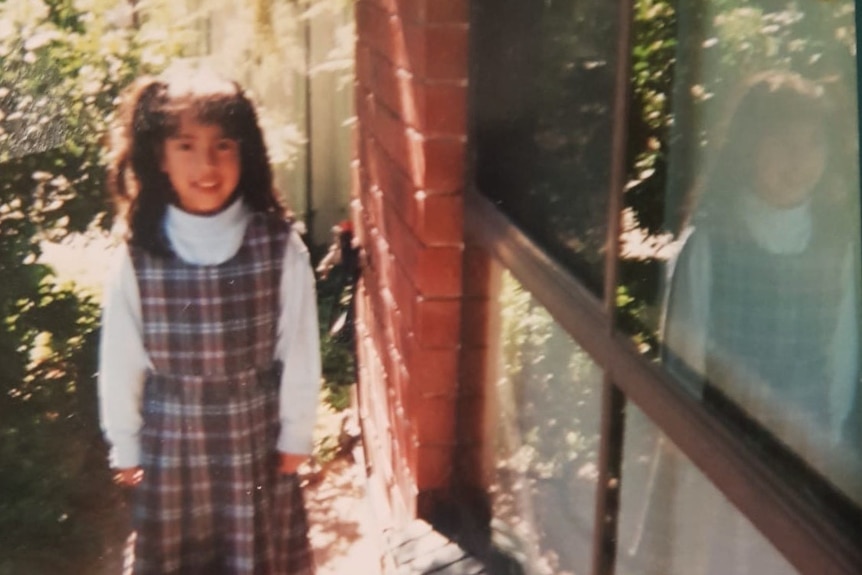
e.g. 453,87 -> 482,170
472,0 -> 621,296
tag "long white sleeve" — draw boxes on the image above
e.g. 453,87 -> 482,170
661,228 -> 711,398
275,231 -> 321,456
828,250 -> 858,441
98,248 -> 149,469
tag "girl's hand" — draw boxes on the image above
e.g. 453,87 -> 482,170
278,452 -> 307,475
113,467 -> 143,487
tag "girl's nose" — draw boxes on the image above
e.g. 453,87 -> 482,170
200,145 -> 218,167
195,146 -> 218,168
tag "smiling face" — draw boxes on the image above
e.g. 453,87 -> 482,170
160,114 -> 241,215
753,119 -> 827,209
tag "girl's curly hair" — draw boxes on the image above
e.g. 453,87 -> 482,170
107,66 -> 283,255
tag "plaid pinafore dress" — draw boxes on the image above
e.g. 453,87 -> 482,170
129,213 -> 313,575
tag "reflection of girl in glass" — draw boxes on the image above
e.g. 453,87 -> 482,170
663,71 -> 858,467
638,71 -> 861,575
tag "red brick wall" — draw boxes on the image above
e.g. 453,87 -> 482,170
352,0 -> 470,525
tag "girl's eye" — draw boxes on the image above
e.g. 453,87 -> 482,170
217,139 -> 238,152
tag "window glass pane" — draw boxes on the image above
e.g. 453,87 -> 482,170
618,0 -> 862,504
472,0 -> 621,296
618,406 -> 799,575
486,270 -> 603,575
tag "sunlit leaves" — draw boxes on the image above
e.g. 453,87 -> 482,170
0,0 -> 171,567
0,0 -> 181,247
625,0 -> 676,240
498,272 -> 600,480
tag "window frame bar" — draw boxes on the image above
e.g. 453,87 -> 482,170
464,189 -> 862,575
592,0 -> 634,571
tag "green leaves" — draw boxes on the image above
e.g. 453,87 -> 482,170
0,1 -> 177,570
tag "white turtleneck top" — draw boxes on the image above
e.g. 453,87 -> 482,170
98,199 -> 320,469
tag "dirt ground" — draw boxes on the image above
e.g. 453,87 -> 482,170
303,405 -> 385,575
304,454 -> 385,575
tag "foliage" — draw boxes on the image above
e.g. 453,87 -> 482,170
625,0 -> 676,239
614,0 -> 678,359
320,345 -> 354,411
0,1 -> 185,570
491,271 -> 603,575
0,283 -> 111,573
314,250 -> 356,412
527,0 -> 620,294
1,0 -> 188,233
707,1 -> 855,88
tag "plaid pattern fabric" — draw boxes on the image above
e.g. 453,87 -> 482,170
130,213 -> 314,575
707,223 -> 845,425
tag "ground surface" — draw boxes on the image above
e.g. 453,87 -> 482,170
303,406 -> 385,575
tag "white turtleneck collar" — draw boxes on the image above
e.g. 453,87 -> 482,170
740,192 -> 812,255
164,198 -> 251,265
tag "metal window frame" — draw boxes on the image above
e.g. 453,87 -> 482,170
465,1 -> 862,573
465,189 -> 862,575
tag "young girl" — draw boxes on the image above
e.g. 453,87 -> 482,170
98,65 -> 320,574
664,71 -> 858,461
648,71 -> 860,575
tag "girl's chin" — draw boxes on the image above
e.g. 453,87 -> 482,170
175,191 -> 239,215
757,187 -> 814,210
176,201 -> 232,216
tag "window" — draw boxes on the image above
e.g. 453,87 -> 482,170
486,269 -> 603,575
472,0 -> 622,296
621,0 -> 862,506
618,406 -> 798,575
469,0 -> 862,574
